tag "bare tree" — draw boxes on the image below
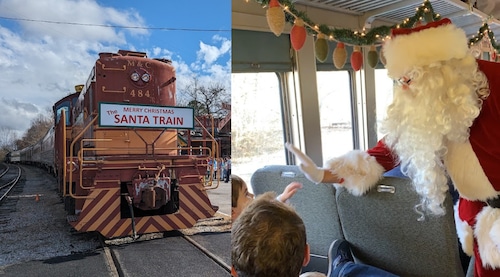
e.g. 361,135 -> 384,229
0,126 -> 18,149
16,113 -> 53,150
178,77 -> 230,118
0,126 -> 19,160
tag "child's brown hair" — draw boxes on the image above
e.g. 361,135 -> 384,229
232,192 -> 307,276
231,175 -> 245,208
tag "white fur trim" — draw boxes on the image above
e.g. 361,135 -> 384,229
475,206 -> 500,269
324,150 -> 385,196
383,23 -> 469,79
444,140 -> 497,201
454,202 -> 474,256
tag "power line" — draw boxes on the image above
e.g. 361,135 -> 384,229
0,16 -> 231,32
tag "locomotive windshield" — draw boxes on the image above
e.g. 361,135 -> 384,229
55,104 -> 69,126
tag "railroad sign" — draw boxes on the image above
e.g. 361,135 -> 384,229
99,103 -> 194,129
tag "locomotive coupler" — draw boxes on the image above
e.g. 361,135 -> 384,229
131,174 -> 171,210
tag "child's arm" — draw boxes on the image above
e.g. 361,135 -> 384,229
277,182 -> 303,203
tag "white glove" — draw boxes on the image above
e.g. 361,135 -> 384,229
285,142 -> 324,184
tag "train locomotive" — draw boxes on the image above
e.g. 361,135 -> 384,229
15,50 -> 220,238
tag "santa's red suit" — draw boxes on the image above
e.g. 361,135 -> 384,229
366,57 -> 500,276
287,19 -> 500,277
374,20 -> 500,277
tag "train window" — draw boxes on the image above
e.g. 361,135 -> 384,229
374,69 -> 394,141
232,72 -> 286,187
56,106 -> 69,126
316,70 -> 353,160
232,29 -> 293,187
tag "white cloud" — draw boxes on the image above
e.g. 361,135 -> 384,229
0,0 -> 148,43
187,34 -> 231,89
151,38 -> 231,99
0,97 -> 40,137
0,0 -> 148,135
196,35 -> 231,65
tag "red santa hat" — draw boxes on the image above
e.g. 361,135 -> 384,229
383,18 -> 470,79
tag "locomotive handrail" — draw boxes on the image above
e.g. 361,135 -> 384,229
76,144 -> 212,190
194,117 -> 219,159
192,117 -> 221,190
68,114 -> 221,198
101,86 -> 126,93
68,115 -> 99,199
60,111 -> 67,196
100,63 -> 126,71
77,145 -> 214,158
78,138 -> 112,162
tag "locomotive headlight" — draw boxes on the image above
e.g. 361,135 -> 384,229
131,72 -> 140,82
141,73 -> 150,82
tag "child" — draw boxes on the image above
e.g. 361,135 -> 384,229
231,174 -> 302,220
232,191 -> 327,277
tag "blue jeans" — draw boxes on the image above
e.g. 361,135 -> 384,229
335,261 -> 399,277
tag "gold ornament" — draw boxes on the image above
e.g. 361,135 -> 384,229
266,0 -> 285,36
333,42 -> 347,69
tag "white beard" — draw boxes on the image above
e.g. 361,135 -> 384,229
380,57 -> 486,215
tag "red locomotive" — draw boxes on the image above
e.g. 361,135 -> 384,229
20,50 -> 221,238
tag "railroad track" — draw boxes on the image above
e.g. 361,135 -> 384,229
97,230 -> 231,276
0,164 -> 231,276
0,163 -> 9,178
0,164 -> 22,204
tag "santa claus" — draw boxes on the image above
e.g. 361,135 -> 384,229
286,18 -> 500,277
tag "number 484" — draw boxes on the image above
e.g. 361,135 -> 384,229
130,90 -> 150,98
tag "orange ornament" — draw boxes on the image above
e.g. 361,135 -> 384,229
351,45 -> 363,71
290,18 -> 307,51
269,0 -> 279,7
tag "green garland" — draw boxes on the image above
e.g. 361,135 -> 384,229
469,23 -> 500,52
255,0 -> 443,46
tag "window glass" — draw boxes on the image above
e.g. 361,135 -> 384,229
374,69 -> 394,140
231,72 -> 286,190
56,105 -> 69,125
317,71 -> 353,161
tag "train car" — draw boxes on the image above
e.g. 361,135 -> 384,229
6,150 -> 20,163
52,50 -> 219,238
19,145 -> 33,165
31,127 -> 56,173
39,127 -> 55,171
16,127 -> 55,172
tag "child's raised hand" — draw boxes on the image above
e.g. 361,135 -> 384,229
277,182 -> 303,203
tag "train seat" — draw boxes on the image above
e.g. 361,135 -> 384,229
336,173 -> 465,277
250,165 -> 343,274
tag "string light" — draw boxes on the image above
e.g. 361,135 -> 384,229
257,0 -> 446,46
468,22 -> 500,52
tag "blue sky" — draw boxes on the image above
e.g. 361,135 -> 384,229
0,0 -> 231,136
